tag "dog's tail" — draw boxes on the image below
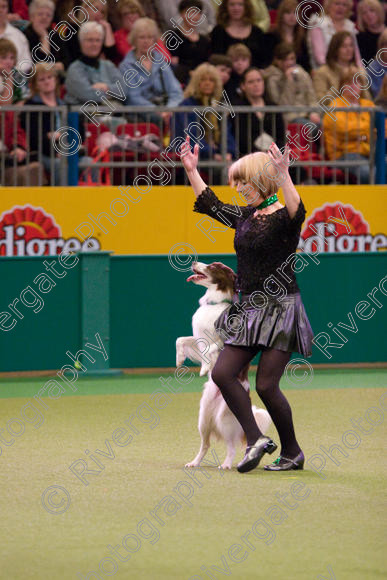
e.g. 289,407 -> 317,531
252,406 -> 272,434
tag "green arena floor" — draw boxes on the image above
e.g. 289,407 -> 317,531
0,369 -> 386,580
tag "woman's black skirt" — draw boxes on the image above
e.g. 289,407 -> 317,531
215,292 -> 314,358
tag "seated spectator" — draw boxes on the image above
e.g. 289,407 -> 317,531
265,0 -> 310,71
21,63 -> 65,185
265,42 -> 320,128
157,0 -> 216,35
56,0 -> 118,68
114,0 -> 144,62
214,0 -> 271,33
119,18 -> 183,123
226,42 -> 252,101
82,0 -> 118,62
211,0 -> 267,68
22,62 -> 99,185
367,28 -> 387,98
307,0 -> 362,69
0,0 -> 32,73
113,0 -> 165,32
357,0 -> 385,62
0,109 -> 45,185
232,67 -> 285,155
95,0 -> 162,33
174,63 -> 235,164
322,68 -> 375,183
209,53 -> 233,90
0,38 -> 29,103
7,0 -> 29,22
24,0 -> 65,73
313,31 -> 372,102
172,0 -> 211,86
114,0 -> 171,66
65,21 -> 126,128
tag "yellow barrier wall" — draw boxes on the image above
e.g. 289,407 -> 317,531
0,186 -> 386,255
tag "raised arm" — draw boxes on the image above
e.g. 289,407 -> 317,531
268,143 -> 300,219
180,136 -> 208,198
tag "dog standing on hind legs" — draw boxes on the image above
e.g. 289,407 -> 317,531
176,261 -> 272,469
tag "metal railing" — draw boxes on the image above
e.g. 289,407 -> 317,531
0,104 -> 385,187
0,106 -> 67,187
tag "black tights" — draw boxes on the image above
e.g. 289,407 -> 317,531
212,344 -> 302,457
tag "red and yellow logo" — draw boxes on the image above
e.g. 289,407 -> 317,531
299,203 -> 386,253
0,205 -> 100,256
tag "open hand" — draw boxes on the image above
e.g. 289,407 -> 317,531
180,136 -> 199,173
268,142 -> 290,176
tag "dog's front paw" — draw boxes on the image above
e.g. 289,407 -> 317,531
185,460 -> 200,468
175,338 -> 186,367
219,462 -> 232,470
200,363 -> 211,377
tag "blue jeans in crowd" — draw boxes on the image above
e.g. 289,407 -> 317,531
336,153 -> 372,184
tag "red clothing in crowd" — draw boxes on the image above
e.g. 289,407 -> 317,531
3,112 -> 26,151
9,0 -> 29,20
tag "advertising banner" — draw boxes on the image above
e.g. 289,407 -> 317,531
0,186 -> 386,256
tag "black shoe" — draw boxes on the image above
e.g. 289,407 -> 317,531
237,436 -> 277,473
264,451 -> 305,471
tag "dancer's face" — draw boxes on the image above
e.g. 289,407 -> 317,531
235,180 -> 262,205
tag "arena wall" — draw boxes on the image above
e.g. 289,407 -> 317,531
0,250 -> 386,371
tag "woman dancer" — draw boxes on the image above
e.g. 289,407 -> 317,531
181,136 -> 314,473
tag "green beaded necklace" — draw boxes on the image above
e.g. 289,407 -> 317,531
255,194 -> 278,210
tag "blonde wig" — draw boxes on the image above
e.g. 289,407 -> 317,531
229,151 -> 282,200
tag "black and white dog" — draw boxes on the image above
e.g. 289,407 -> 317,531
176,262 -> 271,469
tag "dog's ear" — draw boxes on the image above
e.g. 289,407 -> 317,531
208,262 -> 236,292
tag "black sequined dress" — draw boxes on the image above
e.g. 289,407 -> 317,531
194,188 -> 314,357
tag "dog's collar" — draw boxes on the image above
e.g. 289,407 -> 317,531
206,299 -> 233,305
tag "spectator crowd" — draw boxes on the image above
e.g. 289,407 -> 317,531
0,0 -> 386,185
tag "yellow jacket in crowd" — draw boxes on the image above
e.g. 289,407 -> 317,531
323,98 -> 375,159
